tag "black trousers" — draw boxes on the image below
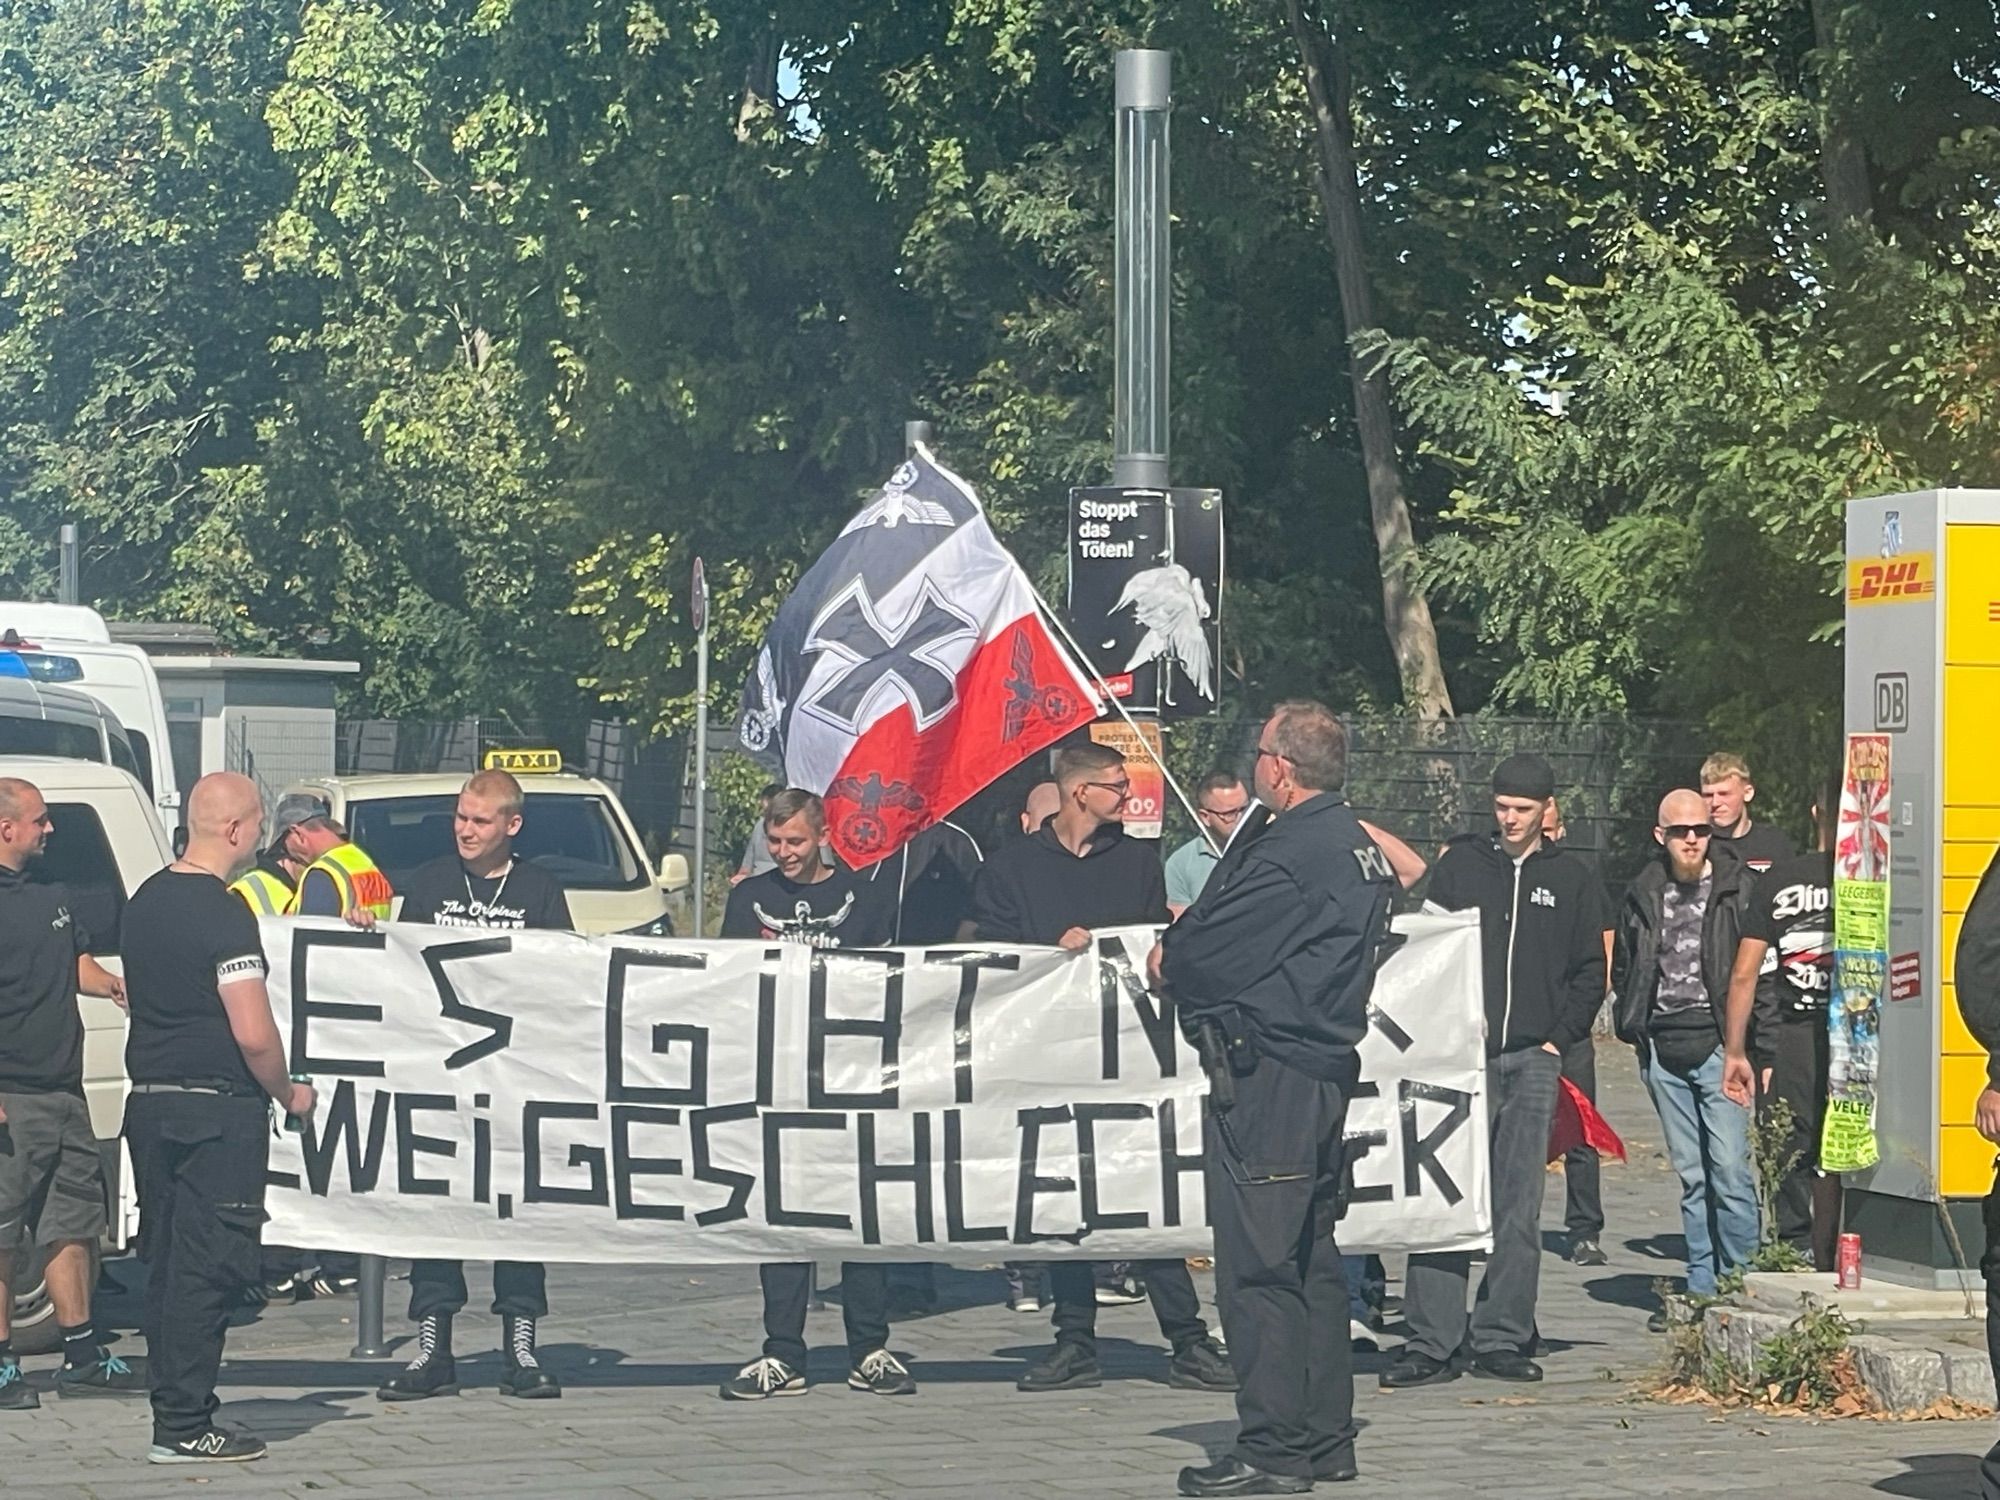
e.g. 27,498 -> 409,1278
1981,1166 -> 2000,1500
1765,1020 -> 1832,1253
1049,1258 -> 1207,1353
126,1093 -> 269,1444
408,1258 -> 547,1320
1208,1056 -> 1354,1480
761,1262 -> 890,1369
1559,1037 -> 1603,1240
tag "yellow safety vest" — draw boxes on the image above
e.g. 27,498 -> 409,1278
286,842 -> 395,919
229,867 -> 294,917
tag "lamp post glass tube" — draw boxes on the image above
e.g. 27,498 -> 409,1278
1114,49 -> 1170,490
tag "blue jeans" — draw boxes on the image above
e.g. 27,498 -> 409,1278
1640,1044 -> 1759,1294
1342,1255 -> 1383,1324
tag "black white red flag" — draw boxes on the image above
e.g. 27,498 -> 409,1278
736,447 -> 1100,865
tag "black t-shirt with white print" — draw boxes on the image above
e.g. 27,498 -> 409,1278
121,869 -> 268,1093
398,854 -> 574,932
722,863 -> 898,947
1741,850 -> 1834,1020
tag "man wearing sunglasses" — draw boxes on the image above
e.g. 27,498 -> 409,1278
1611,790 -> 1759,1317
969,739 -> 1235,1398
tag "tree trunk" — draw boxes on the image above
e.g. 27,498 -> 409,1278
1282,0 -> 1453,719
1810,0 -> 1872,224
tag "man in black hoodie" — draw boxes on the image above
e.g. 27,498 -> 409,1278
1381,754 -> 1605,1390
969,739 -> 1235,1398
1611,790 -> 1758,1304
1950,844 -> 2000,1500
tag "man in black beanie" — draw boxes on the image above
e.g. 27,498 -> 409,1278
1381,753 -> 1608,1389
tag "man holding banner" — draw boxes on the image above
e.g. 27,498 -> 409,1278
718,791 -> 915,1399
1156,700 -> 1398,1496
378,770 -> 571,1404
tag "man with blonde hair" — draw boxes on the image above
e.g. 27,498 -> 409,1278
379,768 -> 572,1403
1700,752 -> 1793,877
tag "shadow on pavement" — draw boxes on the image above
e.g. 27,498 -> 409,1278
1583,1271 -> 1668,1312
215,1388 -> 375,1444
1621,1234 -> 1685,1264
1872,1452 -> 1985,1497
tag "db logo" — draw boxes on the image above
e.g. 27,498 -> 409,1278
1873,673 -> 1908,733
1847,553 -> 1934,605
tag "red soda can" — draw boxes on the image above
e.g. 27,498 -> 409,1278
1836,1232 -> 1863,1289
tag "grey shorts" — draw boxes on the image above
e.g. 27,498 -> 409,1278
0,1090 -> 108,1251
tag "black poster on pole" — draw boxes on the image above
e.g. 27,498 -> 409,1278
1066,487 -> 1224,719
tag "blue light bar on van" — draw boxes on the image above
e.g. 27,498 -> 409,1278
0,652 -> 28,678
10,652 -> 83,683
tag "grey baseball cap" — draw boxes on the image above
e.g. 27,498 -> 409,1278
269,792 -> 333,840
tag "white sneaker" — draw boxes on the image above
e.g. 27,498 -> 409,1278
1350,1319 -> 1380,1352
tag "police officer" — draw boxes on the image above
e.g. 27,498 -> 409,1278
122,773 -> 316,1464
226,839 -> 299,918
272,793 -> 394,924
1154,700 -> 1396,1496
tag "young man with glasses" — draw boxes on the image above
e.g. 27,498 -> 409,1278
969,740 -> 1235,1397
1611,789 -> 1759,1318
1166,772 -> 1249,918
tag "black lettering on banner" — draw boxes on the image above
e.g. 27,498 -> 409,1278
690,1101 -> 756,1227
472,1094 -> 492,1204
605,947 -> 712,1105
755,955 -> 781,1107
1075,1102 -> 1150,1233
925,949 -> 1021,1105
858,1112 -> 934,1245
523,1101 -> 610,1207
422,937 -> 516,1069
762,1111 -> 853,1230
942,1109 -> 1006,1242
290,927 -> 387,1077
808,950 -> 902,1110
1400,1079 -> 1471,1206
1013,1105 -> 1082,1245
1096,937 -> 1175,1082
1341,1080 -> 1391,1206
1367,1000 -> 1416,1054
300,1079 -> 392,1195
1156,1098 -> 1205,1228
611,1105 -> 685,1221
395,1093 -> 458,1196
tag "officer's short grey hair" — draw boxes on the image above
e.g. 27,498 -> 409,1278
1267,700 -> 1347,792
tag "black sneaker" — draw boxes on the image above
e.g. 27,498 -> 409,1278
1016,1340 -> 1102,1392
1378,1349 -> 1460,1390
1176,1456 -> 1313,1496
147,1426 -> 267,1464
308,1273 -> 359,1298
1646,1306 -> 1671,1334
1470,1349 -> 1543,1382
1568,1237 -> 1609,1268
720,1355 -> 806,1401
0,1359 -> 39,1411
847,1348 -> 917,1395
1168,1337 -> 1239,1392
55,1353 -> 147,1397
376,1354 -> 459,1401
246,1272 -> 302,1306
1006,1292 -> 1049,1314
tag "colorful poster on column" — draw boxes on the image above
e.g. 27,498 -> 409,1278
1824,733 -> 1890,1172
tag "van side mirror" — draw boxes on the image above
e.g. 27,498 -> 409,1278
655,852 -> 690,893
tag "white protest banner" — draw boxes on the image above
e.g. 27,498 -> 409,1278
261,910 -> 1488,1261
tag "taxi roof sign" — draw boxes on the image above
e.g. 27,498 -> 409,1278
482,747 -> 563,774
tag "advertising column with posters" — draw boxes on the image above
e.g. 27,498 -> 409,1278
1825,733 -> 1890,1172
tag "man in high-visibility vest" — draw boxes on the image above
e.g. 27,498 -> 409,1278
273,793 -> 394,923
227,840 -> 300,917
267,793 -> 394,1297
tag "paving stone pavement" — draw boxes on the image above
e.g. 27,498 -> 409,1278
6,1045 -> 1992,1498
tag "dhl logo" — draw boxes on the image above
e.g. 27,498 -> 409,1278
1846,552 -> 1935,605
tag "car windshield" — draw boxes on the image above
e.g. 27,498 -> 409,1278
349,792 -> 646,892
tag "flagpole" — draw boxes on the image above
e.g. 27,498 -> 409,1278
1029,589 -> 1217,853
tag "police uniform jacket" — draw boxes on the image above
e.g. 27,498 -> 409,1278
1158,793 -> 1396,1082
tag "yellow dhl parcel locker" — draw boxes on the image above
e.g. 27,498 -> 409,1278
1844,489 -> 2000,1287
